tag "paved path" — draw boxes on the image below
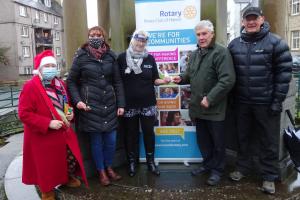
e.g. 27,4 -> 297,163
0,133 -> 23,200
2,134 -> 300,200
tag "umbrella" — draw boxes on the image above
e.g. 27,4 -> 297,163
283,110 -> 300,172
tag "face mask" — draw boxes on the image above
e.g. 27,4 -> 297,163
42,67 -> 57,81
89,37 -> 104,49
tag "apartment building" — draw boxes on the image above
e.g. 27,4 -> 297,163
288,0 -> 300,57
0,0 -> 64,81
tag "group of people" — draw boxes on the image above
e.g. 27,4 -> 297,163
19,26 -> 170,200
173,7 -> 292,194
18,6 -> 292,199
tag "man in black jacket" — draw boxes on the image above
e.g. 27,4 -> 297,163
228,7 -> 292,194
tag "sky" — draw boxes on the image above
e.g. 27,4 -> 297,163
86,0 -> 98,28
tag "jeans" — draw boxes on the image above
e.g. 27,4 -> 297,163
89,130 -> 117,170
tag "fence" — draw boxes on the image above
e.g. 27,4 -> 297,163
0,85 -> 23,137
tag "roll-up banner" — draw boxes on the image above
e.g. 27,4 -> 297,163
135,0 -> 202,162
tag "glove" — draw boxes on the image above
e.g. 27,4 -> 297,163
269,101 -> 282,116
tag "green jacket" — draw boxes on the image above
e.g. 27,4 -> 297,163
181,42 -> 235,121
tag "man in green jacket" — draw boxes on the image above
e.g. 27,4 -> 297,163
173,20 -> 235,186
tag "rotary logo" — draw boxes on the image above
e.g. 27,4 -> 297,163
183,5 -> 197,19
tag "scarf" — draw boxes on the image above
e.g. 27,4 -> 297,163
44,78 -> 70,126
87,43 -> 109,60
125,45 -> 148,74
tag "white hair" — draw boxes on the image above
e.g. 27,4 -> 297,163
194,20 -> 214,33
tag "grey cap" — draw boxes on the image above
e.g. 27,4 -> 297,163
242,7 -> 263,18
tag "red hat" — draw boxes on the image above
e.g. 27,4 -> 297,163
33,50 -> 57,74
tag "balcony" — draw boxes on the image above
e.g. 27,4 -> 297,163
35,35 -> 53,47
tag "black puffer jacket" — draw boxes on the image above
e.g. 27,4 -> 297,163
228,22 -> 292,111
67,47 -> 125,133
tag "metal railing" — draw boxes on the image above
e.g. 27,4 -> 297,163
0,86 -> 23,137
293,71 -> 300,124
35,36 -> 53,45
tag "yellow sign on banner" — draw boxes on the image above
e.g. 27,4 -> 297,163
155,127 -> 185,139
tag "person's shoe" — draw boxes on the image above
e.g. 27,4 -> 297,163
262,181 -> 275,194
146,152 -> 160,176
229,171 -> 245,181
106,167 -> 122,181
191,166 -> 207,176
206,173 -> 221,186
66,176 -> 81,188
147,162 -> 160,176
99,170 -> 110,186
128,161 -> 136,177
41,190 -> 55,200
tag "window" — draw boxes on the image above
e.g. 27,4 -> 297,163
44,0 -> 51,7
57,62 -> 61,72
24,66 -> 32,75
55,31 -> 60,41
292,0 -> 300,15
21,26 -> 29,37
43,13 -> 48,23
22,46 -> 30,58
54,16 -> 59,25
19,5 -> 26,17
35,11 -> 40,20
55,47 -> 61,56
292,31 -> 300,49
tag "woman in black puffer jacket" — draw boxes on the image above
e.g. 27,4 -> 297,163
67,26 -> 125,187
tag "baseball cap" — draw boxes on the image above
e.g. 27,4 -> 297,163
242,7 -> 263,18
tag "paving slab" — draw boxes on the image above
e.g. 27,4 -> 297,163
0,133 -> 24,200
57,164 -> 300,200
4,155 -> 39,200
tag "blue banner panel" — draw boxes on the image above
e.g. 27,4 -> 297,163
148,29 -> 196,46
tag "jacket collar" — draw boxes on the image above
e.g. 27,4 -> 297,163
197,40 -> 216,56
32,76 -> 63,123
240,21 -> 270,43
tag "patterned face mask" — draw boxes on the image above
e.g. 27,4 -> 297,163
88,37 -> 104,49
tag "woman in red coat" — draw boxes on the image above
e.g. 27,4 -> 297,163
18,50 -> 88,200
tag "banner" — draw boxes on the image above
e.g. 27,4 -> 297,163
135,0 -> 202,162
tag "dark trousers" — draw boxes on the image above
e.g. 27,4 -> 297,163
123,115 -> 156,162
195,119 -> 225,176
236,103 -> 280,181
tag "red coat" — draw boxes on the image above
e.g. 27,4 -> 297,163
18,76 -> 88,192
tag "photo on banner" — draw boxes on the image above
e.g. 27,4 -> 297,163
135,0 -> 202,162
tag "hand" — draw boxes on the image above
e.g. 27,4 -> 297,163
49,120 -> 64,130
117,108 -> 124,116
270,102 -> 282,116
76,101 -> 91,111
163,76 -> 172,84
172,76 -> 181,84
200,96 -> 209,108
66,111 -> 74,121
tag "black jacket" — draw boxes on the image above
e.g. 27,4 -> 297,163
117,52 -> 159,109
67,47 -> 125,133
228,22 -> 292,111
